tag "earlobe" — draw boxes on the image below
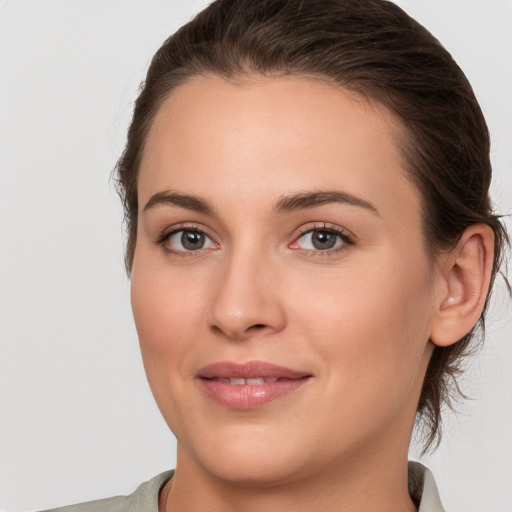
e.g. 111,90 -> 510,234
430,224 -> 494,347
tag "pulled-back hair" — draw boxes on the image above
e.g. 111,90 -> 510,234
115,0 -> 508,451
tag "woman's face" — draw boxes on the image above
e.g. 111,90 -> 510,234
131,75 -> 439,485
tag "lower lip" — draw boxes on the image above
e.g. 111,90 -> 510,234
198,378 -> 310,409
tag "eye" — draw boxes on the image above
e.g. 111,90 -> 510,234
290,226 -> 354,252
163,229 -> 217,253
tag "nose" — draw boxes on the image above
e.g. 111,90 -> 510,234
207,248 -> 286,341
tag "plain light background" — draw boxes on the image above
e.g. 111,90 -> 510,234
0,1 -> 511,511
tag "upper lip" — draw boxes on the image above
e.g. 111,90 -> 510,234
197,360 -> 311,380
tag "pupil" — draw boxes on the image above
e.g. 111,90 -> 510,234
182,231 -> 204,250
312,230 -> 336,250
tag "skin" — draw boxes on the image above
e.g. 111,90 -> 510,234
130,75 -> 491,512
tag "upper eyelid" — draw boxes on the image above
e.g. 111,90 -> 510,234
161,222 -> 214,237
290,224 -> 357,252
157,226 -> 219,255
155,222 -> 217,246
293,222 -> 357,241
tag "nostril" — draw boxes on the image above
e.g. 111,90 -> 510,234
249,324 -> 266,331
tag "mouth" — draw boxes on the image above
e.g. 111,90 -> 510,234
207,377 -> 293,385
196,361 -> 312,409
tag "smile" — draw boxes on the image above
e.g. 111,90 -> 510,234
197,361 -> 312,409
210,377 -> 285,385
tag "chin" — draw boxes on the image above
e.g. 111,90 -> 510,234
178,423 -> 315,487
201,454 -> 308,488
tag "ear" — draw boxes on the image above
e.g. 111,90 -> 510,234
430,224 -> 495,347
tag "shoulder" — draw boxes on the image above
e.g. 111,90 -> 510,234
41,471 -> 174,512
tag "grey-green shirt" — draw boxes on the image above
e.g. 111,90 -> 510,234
44,462 -> 445,512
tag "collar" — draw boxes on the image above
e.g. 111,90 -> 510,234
409,461 -> 446,512
126,463 -> 445,512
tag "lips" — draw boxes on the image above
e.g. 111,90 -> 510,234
197,361 -> 312,409
211,377 -> 279,385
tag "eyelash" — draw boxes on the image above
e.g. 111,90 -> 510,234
155,222 -> 356,256
155,223 -> 218,257
290,223 -> 356,255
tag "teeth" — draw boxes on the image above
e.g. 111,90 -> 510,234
218,377 -> 279,385
246,378 -> 265,385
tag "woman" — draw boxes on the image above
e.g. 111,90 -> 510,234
38,0 -> 507,510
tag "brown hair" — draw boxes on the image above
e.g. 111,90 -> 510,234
115,0 -> 508,451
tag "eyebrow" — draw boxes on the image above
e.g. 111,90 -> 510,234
143,191 -> 215,215
142,189 -> 379,216
275,190 -> 380,216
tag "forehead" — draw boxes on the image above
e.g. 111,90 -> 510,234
138,74 -> 420,224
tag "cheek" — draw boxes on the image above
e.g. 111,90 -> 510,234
130,254 -> 210,385
130,262 -> 215,439
291,253 -> 434,397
